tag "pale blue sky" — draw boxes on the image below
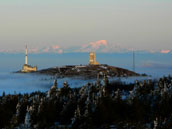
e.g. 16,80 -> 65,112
0,0 -> 172,53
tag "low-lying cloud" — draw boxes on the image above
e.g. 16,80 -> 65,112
142,61 -> 172,69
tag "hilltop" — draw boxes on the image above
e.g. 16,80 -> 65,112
36,64 -> 139,78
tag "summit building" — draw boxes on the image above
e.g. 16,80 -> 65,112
89,52 -> 99,65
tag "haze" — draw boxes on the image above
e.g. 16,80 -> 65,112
0,0 -> 172,53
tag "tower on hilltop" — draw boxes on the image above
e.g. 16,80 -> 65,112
21,45 -> 37,72
89,52 -> 99,65
25,45 -> 28,65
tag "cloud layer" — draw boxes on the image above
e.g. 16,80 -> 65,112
141,61 -> 172,69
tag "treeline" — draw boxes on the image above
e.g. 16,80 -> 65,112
0,75 -> 172,129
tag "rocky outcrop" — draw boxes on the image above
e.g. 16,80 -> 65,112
36,64 -> 139,78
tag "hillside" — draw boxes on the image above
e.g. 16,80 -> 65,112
36,64 -> 139,78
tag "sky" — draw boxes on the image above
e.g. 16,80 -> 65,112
0,0 -> 172,53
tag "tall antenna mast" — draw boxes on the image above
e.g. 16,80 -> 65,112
25,45 -> 28,65
133,50 -> 135,72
